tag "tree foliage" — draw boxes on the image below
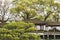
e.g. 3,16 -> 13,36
10,0 -> 38,20
0,21 -> 40,40
10,0 -> 60,22
0,0 -> 12,23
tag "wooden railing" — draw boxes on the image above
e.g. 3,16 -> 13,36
40,39 -> 60,40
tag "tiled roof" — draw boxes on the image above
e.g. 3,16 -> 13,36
24,19 -> 60,26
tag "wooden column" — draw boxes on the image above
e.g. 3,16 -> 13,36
43,25 -> 46,40
47,35 -> 49,40
47,26 -> 49,40
54,27 -> 56,40
43,35 -> 45,40
54,35 -> 55,40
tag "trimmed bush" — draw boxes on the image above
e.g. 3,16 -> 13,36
0,21 -> 41,40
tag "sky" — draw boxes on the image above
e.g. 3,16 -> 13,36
55,0 -> 60,3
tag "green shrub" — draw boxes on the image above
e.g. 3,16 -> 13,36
0,21 -> 40,40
